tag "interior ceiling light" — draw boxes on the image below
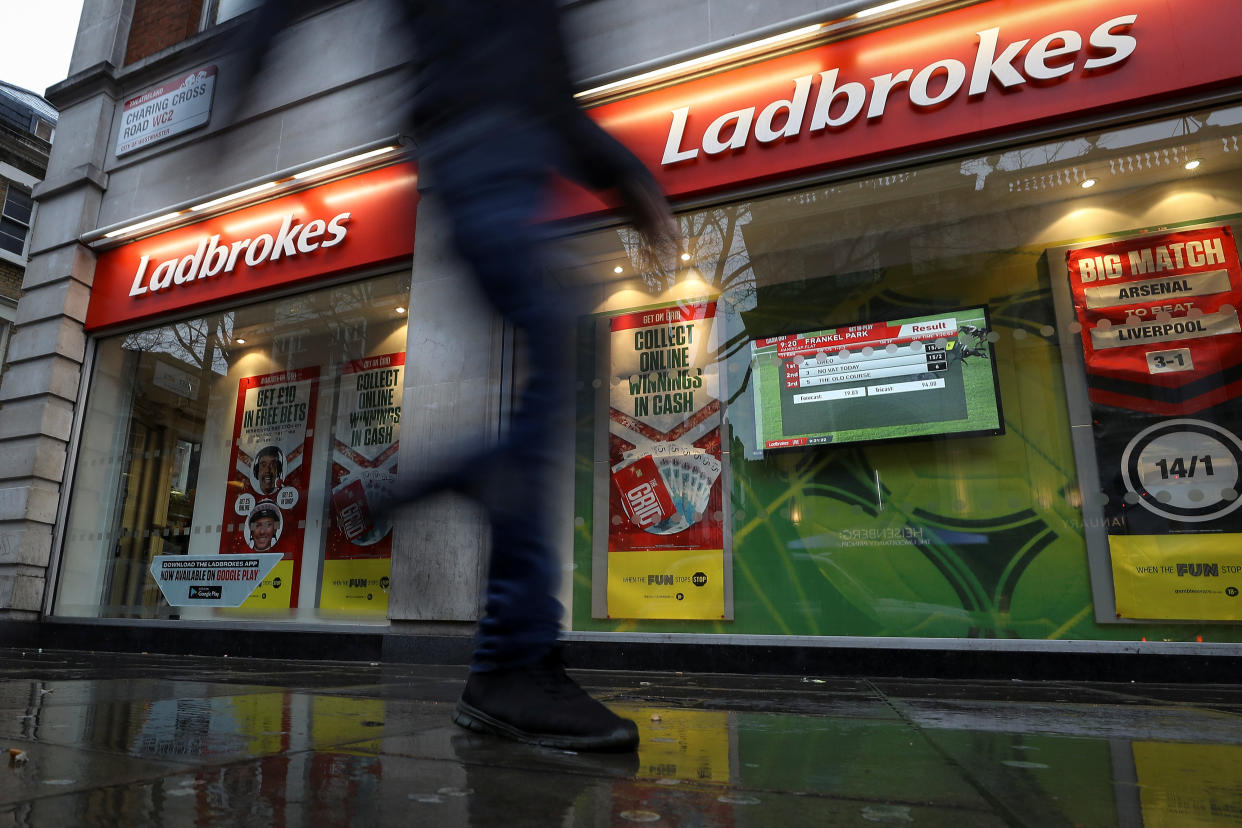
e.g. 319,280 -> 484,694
854,0 -> 924,18
190,182 -> 277,212
614,266 -> 624,273
574,0 -> 941,102
103,211 -> 183,239
1081,178 -> 1097,189
575,23 -> 825,100
292,146 -> 401,180
96,145 -> 404,244
681,252 -> 691,261
1185,159 -> 1202,170
395,306 -> 406,314
235,338 -> 246,344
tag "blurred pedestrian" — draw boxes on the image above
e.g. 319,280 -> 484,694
231,0 -> 675,752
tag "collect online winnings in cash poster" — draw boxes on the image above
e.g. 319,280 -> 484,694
320,353 -> 403,615
606,301 -> 725,620
1066,225 -> 1242,620
219,367 -> 320,609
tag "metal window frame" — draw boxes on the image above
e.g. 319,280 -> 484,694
0,185 -> 33,260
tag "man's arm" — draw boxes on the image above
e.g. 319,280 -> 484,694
555,106 -> 678,252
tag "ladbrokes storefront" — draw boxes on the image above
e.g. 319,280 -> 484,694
555,0 -> 1242,649
51,159 -> 418,623
36,0 -> 1242,661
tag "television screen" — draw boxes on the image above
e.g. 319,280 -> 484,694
750,306 -> 1004,450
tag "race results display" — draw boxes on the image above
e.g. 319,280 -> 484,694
751,307 -> 1003,450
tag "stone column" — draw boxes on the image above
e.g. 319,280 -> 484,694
388,201 -> 499,627
0,0 -> 132,618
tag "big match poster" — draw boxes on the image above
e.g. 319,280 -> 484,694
604,301 -> 727,620
1065,225 -> 1242,620
319,352 -> 403,615
218,367 -> 320,609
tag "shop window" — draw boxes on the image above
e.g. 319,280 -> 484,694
211,0 -> 263,24
32,117 -> 54,143
54,271 -> 409,622
0,317 -> 10,381
0,186 -> 33,257
565,102 -> 1242,642
206,0 -> 335,26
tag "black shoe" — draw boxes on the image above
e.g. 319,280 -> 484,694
452,649 -> 639,752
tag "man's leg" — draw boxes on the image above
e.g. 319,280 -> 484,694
425,116 -> 565,671
420,114 -> 638,750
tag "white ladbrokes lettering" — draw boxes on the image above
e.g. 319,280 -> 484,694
128,211 -> 351,297
662,14 -> 1138,166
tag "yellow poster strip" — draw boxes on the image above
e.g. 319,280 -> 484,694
1111,534 -> 1242,620
319,558 -> 391,615
1133,742 -> 1242,827
612,704 -> 731,784
235,559 -> 295,610
607,549 -> 724,619
231,692 -> 288,756
312,695 -> 387,755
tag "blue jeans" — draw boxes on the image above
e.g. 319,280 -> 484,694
418,111 -> 572,672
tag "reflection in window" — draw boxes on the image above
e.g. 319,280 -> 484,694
564,102 -> 1242,641
55,272 -> 410,622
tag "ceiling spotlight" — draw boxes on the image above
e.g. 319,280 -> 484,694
1080,178 -> 1097,189
235,338 -> 246,344
395,306 -> 406,314
855,0 -> 924,18
1185,159 -> 1202,171
681,252 -> 691,261
613,266 -> 624,274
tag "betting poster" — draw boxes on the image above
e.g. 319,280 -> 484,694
219,367 -> 320,609
320,353 -> 403,614
1064,225 -> 1242,620
604,301 -> 727,620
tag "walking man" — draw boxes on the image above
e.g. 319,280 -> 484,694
234,0 -> 676,751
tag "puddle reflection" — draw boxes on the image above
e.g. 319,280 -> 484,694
4,682 -> 1242,827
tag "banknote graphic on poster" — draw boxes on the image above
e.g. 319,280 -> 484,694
1065,225 -> 1242,620
605,301 -> 726,619
219,367 -> 319,609
320,353 -> 402,614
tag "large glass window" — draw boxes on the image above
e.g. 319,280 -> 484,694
0,186 -> 33,256
565,102 -> 1242,642
55,271 -> 409,622
210,0 -> 263,25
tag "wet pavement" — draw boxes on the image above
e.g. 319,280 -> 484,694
1,648 -> 1241,826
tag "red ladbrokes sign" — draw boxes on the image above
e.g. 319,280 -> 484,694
86,163 -> 418,332
91,0 -> 1242,320
570,0 -> 1242,209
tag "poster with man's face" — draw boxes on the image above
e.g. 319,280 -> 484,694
252,447 -> 285,495
219,367 -> 319,609
246,502 -> 283,552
